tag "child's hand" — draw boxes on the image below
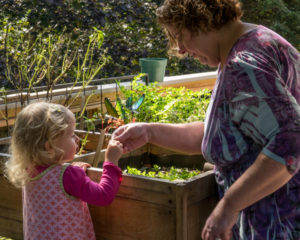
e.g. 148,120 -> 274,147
72,161 -> 91,172
105,140 -> 123,166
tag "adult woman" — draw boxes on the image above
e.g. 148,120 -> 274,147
113,0 -> 300,239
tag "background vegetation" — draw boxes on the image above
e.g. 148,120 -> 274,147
0,0 -> 299,89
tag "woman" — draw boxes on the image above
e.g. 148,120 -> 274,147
113,0 -> 300,239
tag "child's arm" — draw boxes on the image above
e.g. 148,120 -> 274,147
63,140 -> 123,205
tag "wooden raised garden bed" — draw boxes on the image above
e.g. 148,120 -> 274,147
0,131 -> 218,240
88,160 -> 218,240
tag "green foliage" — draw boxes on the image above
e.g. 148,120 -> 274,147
0,15 -> 107,94
126,165 -> 202,181
118,78 -> 211,123
0,237 -> 14,240
97,0 -> 214,77
0,1 -> 106,34
0,0 -> 213,82
104,97 -> 120,118
104,93 -> 144,123
0,0 -> 298,86
241,0 -> 300,51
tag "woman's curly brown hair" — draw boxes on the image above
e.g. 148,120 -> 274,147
156,0 -> 243,54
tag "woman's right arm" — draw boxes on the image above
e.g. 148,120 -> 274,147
113,121 -> 204,154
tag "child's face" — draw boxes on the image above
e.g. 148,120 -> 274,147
54,114 -> 79,162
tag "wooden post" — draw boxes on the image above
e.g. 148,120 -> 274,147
176,183 -> 188,240
92,129 -> 106,167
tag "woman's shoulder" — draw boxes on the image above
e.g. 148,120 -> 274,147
225,24 -> 298,72
233,24 -> 296,55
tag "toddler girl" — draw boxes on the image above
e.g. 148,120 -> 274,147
5,102 -> 123,240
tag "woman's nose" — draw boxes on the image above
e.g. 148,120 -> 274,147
178,48 -> 186,55
178,43 -> 186,55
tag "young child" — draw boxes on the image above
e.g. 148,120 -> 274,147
5,102 -> 123,240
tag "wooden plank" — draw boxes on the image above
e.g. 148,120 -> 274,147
148,143 -> 195,155
176,183 -> 188,240
164,78 -> 216,91
87,168 -> 178,207
121,145 -> 148,158
186,196 -> 218,240
73,151 -> 96,165
75,130 -> 110,150
185,171 -> 218,204
92,129 -> 106,167
0,92 -> 100,128
0,217 -> 23,240
0,177 -> 23,240
89,197 -> 176,240
0,86 -> 97,104
0,136 -> 11,145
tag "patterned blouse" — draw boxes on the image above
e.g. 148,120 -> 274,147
202,25 -> 300,239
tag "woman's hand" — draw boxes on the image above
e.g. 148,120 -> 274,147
105,140 -> 123,165
112,123 -> 150,153
201,198 -> 238,240
202,153 -> 293,240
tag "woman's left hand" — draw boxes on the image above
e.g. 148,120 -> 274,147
201,198 -> 239,240
202,154 -> 293,240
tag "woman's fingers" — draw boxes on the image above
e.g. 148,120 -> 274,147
111,127 -> 124,140
112,125 -> 131,141
201,198 -> 237,240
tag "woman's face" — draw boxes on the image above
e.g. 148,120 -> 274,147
166,24 -> 221,67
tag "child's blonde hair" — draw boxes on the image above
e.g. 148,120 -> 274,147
5,102 -> 74,188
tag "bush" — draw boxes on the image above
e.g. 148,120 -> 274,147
0,0 -> 298,85
0,0 -> 214,83
241,0 -> 300,51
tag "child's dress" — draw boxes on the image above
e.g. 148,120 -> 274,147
23,162 -> 122,240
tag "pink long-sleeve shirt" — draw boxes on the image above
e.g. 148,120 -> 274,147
36,161 -> 122,206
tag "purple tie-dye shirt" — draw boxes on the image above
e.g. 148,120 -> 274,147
202,25 -> 300,239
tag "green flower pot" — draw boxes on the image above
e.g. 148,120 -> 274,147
139,58 -> 167,82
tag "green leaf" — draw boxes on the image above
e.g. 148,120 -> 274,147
131,93 -> 145,111
125,94 -> 133,109
115,97 -> 126,120
104,97 -> 119,118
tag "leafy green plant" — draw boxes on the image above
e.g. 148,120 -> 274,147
104,93 -> 145,123
104,97 -> 125,119
125,165 -> 202,181
0,16 -> 107,133
118,78 -> 211,123
1,16 -> 106,92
